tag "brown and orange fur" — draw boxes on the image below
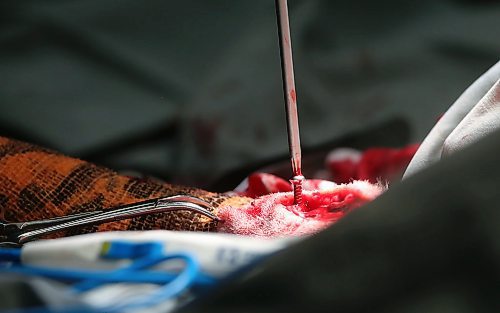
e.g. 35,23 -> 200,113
0,136 -> 251,239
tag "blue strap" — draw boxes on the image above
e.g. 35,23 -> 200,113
0,241 -> 218,312
0,247 -> 22,263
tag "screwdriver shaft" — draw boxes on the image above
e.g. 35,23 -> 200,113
275,0 -> 304,205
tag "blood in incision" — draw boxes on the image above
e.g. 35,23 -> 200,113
219,180 -> 384,238
254,187 -> 365,221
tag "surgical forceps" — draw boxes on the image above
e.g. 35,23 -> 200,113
0,195 -> 218,247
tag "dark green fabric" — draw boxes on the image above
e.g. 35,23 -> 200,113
180,129 -> 500,312
1,0 -> 499,187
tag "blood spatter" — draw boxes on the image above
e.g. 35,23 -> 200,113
218,180 -> 384,238
290,89 -> 297,103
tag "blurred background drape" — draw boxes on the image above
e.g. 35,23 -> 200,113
0,0 -> 498,189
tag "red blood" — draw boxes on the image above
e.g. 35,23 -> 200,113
327,159 -> 359,184
220,180 -> 384,237
327,144 -> 420,184
224,142 -> 419,237
236,173 -> 292,198
357,148 -> 391,182
290,89 -> 297,102
357,144 -> 419,183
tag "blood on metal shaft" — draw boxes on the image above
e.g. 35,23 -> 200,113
275,0 -> 304,205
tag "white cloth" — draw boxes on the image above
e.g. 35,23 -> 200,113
404,61 -> 500,178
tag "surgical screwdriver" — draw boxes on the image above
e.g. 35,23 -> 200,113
275,0 -> 304,205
